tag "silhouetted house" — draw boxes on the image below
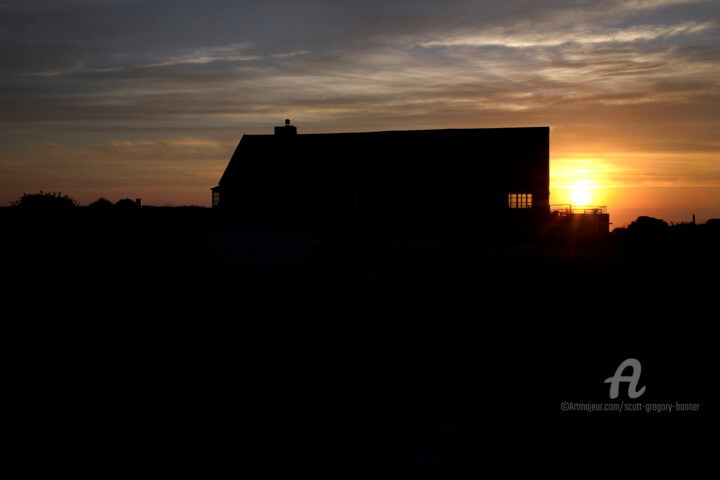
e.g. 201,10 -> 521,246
213,121 -> 601,241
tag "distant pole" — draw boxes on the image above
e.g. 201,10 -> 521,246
692,213 -> 696,225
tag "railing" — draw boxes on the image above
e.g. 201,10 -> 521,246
550,204 -> 607,215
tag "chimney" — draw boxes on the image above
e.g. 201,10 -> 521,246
275,118 -> 297,136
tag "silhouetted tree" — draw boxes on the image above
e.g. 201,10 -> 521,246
618,216 -> 670,251
115,198 -> 139,209
10,191 -> 78,209
88,197 -> 114,209
627,216 -> 668,233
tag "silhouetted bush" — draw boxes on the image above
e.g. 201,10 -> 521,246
10,191 -> 78,209
115,198 -> 140,209
627,215 -> 668,232
88,197 -> 114,209
609,216 -> 720,260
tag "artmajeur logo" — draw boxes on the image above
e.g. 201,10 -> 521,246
604,358 -> 646,400
561,357 -> 700,413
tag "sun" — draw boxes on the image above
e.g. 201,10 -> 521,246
571,187 -> 591,206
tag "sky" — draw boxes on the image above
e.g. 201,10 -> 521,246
1,0 -> 719,226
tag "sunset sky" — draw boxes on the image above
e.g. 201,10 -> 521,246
2,0 -> 719,226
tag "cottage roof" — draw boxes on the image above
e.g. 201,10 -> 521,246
218,126 -> 549,191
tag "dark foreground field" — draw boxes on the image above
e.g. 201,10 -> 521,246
3,208 -> 716,475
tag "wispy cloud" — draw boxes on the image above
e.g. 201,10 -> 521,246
141,44 -> 262,68
21,60 -> 122,77
19,44 -> 263,77
418,21 -> 714,48
619,0 -> 713,11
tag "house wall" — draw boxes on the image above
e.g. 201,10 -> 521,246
539,213 -> 611,245
213,127 -> 550,238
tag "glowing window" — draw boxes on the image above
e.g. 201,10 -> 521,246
508,193 -> 532,209
212,190 -> 220,208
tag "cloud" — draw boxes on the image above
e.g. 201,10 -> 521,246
552,151 -> 720,189
20,60 -> 123,77
619,0 -> 712,11
417,21 -> 714,48
140,44 -> 262,68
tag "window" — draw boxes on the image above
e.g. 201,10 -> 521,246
212,190 -> 220,208
508,193 -> 532,209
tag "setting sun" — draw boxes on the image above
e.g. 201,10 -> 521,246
571,187 -> 591,206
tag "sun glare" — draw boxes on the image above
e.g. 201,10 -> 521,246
571,187 -> 591,206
